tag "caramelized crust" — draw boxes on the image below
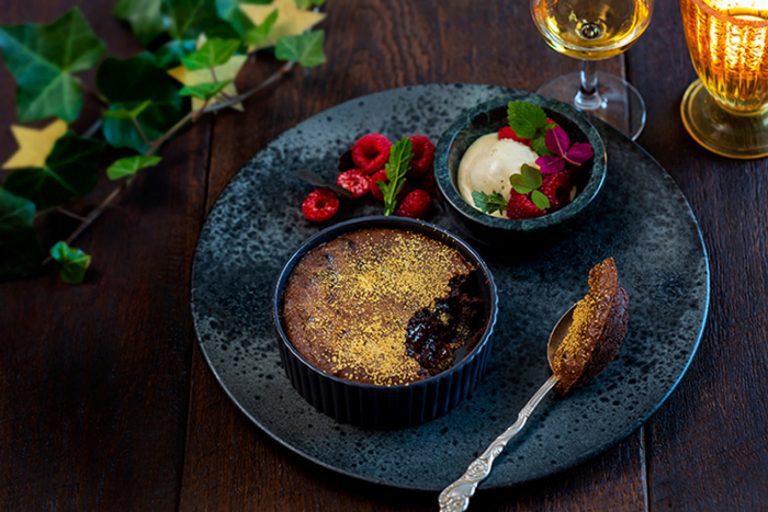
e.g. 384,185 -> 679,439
552,257 -> 630,395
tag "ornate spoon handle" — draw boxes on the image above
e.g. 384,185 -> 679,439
438,374 -> 559,512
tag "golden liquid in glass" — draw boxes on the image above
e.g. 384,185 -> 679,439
681,0 -> 768,113
532,0 -> 653,60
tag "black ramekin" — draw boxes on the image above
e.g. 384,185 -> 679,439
273,216 -> 498,428
434,93 -> 607,244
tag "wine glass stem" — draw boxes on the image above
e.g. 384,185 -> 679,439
575,60 -> 604,111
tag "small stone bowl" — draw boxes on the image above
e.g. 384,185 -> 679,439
272,216 -> 498,429
434,93 -> 607,242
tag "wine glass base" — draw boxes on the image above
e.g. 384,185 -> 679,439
537,71 -> 647,140
681,80 -> 768,160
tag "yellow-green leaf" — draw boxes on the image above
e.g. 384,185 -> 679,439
106,155 -> 162,181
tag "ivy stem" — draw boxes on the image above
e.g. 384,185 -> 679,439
43,62 -> 296,264
56,207 -> 88,221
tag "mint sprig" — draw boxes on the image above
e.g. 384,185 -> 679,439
472,190 -> 507,215
379,137 -> 413,216
507,101 -> 553,156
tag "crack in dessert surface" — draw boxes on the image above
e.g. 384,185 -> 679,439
282,228 -> 485,386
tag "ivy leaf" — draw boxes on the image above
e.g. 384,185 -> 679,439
295,0 -> 325,8
97,53 -> 186,153
531,190 -> 551,210
166,0 -> 239,40
50,241 -> 91,285
181,38 -> 240,70
3,133 -> 105,209
106,155 -> 162,181
179,79 -> 233,100
471,190 -> 507,215
154,39 -> 198,69
240,0 -> 325,50
215,0 -> 259,38
507,100 -> 547,140
0,8 -> 106,122
275,30 -> 325,67
243,9 -> 278,47
0,187 -> 42,280
114,0 -> 165,44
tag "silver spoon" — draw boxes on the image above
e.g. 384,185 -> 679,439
438,305 -> 575,512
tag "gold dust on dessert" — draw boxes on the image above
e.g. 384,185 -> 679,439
283,228 -> 473,386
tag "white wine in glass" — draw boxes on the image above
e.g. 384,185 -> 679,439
530,0 -> 654,139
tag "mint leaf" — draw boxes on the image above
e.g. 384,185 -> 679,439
181,38 -> 240,70
275,30 -> 326,67
531,190 -> 551,210
382,137 -> 413,216
472,190 -> 507,215
507,101 -> 547,139
530,134 -> 551,156
3,133 -> 105,209
98,53 -> 185,153
179,80 -> 233,100
0,187 -> 42,279
113,0 -> 164,44
50,241 -> 91,284
106,155 -> 162,181
0,8 -> 105,122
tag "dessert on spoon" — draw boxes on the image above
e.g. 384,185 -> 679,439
439,257 -> 629,512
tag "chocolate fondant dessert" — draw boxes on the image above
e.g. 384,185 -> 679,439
551,257 -> 630,395
281,228 -> 487,386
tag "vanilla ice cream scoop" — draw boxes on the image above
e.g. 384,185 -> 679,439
457,133 -> 540,217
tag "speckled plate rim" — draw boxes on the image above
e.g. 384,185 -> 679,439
189,83 -> 711,492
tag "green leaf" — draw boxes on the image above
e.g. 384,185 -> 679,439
382,137 -> 413,216
97,53 -> 186,153
216,0 -> 261,38
181,38 -> 240,70
114,0 -> 165,44
509,164 -> 542,194
50,241 -> 91,284
154,39 -> 198,68
0,8 -> 106,122
243,9 -> 278,47
275,30 -> 325,67
295,0 -> 325,7
3,133 -> 105,209
179,79 -> 232,100
507,100 -> 547,139
106,155 -> 162,181
471,190 -> 507,215
531,190 -> 551,210
165,0 -> 239,40
0,187 -> 42,280
530,134 -> 550,156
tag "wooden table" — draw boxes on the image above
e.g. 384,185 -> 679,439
2,1 -> 766,510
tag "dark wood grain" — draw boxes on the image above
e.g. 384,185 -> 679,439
2,0 -> 762,510
0,1 -> 208,510
628,3 -> 768,510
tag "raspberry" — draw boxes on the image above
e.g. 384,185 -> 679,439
351,133 -> 392,174
498,126 -> 530,145
418,172 -> 438,195
336,169 -> 370,198
409,135 -> 435,176
369,169 -> 388,201
540,169 -> 575,211
507,191 -> 545,220
396,189 -> 431,218
301,188 -> 340,222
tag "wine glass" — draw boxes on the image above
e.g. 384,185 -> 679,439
530,0 -> 654,140
680,0 -> 768,159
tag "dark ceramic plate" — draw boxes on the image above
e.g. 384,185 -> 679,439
190,84 -> 709,491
